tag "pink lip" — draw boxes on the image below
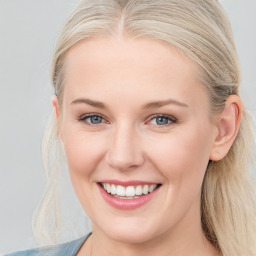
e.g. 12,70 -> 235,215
98,182 -> 161,210
99,179 -> 157,186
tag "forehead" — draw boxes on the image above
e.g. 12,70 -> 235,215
65,36 -> 199,79
63,36 -> 207,109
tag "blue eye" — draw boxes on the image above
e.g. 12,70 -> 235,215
79,114 -> 105,125
155,116 -> 169,125
149,115 -> 176,126
88,115 -> 103,124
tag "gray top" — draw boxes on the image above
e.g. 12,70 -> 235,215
4,233 -> 91,256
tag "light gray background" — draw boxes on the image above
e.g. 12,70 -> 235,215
0,0 -> 255,254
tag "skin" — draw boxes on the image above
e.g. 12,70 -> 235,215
52,36 -> 242,256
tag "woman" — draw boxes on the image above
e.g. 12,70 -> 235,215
6,0 -> 256,255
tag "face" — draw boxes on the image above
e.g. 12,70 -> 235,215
56,36 -> 218,244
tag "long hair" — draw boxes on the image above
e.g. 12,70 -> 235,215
32,1 -> 256,255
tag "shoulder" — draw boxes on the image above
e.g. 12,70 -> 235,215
4,233 -> 91,256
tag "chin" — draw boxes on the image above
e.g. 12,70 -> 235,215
110,230 -> 158,244
97,218 -> 163,245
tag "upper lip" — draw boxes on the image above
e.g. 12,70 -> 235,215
98,179 -> 161,186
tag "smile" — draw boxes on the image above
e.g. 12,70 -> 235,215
101,183 -> 159,198
98,181 -> 161,210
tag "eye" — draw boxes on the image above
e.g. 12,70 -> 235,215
88,115 -> 103,124
78,114 -> 107,126
148,114 -> 177,126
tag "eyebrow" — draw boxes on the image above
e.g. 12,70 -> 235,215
71,97 -> 189,109
143,99 -> 189,109
71,98 -> 106,109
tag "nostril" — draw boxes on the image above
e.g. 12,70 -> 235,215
105,153 -> 144,170
104,134 -> 145,170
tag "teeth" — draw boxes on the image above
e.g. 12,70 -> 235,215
101,183 -> 158,197
149,184 -> 157,192
106,183 -> 111,193
116,185 -> 126,196
135,185 -> 142,196
126,186 -> 135,197
110,184 -> 116,195
143,185 -> 149,195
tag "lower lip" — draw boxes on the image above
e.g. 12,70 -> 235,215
98,184 -> 161,210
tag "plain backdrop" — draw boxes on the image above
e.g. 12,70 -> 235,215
0,0 -> 255,254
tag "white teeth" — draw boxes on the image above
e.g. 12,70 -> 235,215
126,186 -> 135,197
110,184 -> 116,195
143,185 -> 149,195
116,185 -> 126,196
102,183 -> 158,198
149,184 -> 157,192
106,184 -> 111,193
135,185 -> 143,196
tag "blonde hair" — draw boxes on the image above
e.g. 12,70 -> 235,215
32,0 -> 256,255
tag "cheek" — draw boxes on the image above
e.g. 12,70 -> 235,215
62,126 -> 106,178
147,126 -> 212,185
146,127 -> 213,222
61,126 -> 107,214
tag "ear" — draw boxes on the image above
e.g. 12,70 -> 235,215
51,95 -> 63,141
210,95 -> 242,161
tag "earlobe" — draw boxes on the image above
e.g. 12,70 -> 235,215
51,95 -> 63,141
51,95 -> 59,119
210,95 -> 242,161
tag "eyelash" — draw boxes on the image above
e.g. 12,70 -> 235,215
78,113 -> 177,127
147,114 -> 177,127
78,113 -> 108,126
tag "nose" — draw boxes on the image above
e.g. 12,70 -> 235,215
105,123 -> 145,171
